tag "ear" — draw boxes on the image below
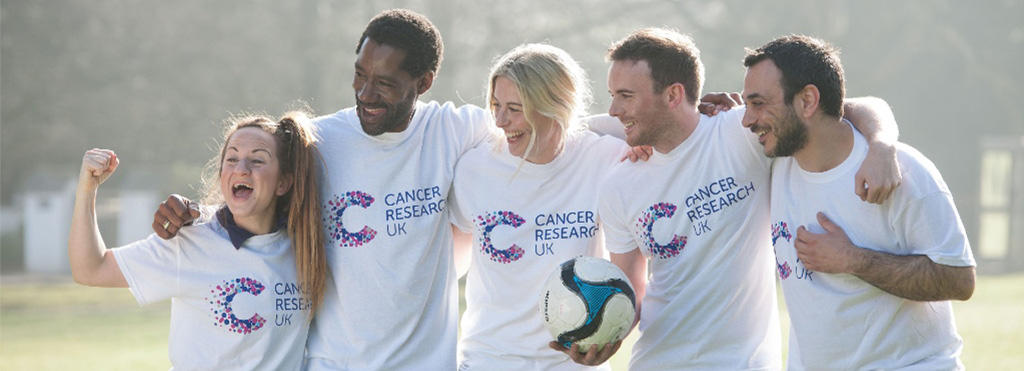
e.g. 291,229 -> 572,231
795,84 -> 820,119
665,82 -> 687,108
417,71 -> 435,95
276,174 -> 294,196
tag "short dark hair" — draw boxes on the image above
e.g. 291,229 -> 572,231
744,35 -> 845,118
607,28 -> 704,105
357,9 -> 443,78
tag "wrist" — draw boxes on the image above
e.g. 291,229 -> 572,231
846,245 -> 872,275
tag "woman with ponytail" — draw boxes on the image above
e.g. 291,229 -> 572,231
68,111 -> 325,370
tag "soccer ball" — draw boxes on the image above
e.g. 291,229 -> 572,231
539,256 -> 637,353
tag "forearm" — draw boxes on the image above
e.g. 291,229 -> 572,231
610,249 -> 646,316
843,96 -> 899,144
452,225 -> 472,278
69,188 -> 106,284
850,248 -> 975,301
68,188 -> 126,287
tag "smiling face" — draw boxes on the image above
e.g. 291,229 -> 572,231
607,59 -> 673,149
490,76 -> 562,162
742,59 -> 809,157
219,127 -> 291,232
352,38 -> 425,136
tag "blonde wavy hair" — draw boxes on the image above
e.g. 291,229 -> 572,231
486,43 -> 591,163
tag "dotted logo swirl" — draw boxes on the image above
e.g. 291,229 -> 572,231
636,202 -> 688,259
324,191 -> 377,247
206,277 -> 267,335
475,211 -> 526,263
771,221 -> 793,279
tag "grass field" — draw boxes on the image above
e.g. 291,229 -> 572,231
2,274 -> 1021,370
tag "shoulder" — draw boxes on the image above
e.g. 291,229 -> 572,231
456,141 -> 500,171
566,131 -> 628,166
893,143 -> 952,199
311,108 -> 357,139
313,107 -> 356,128
419,101 -> 489,126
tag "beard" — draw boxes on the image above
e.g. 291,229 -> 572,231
767,106 -> 809,157
356,90 -> 417,136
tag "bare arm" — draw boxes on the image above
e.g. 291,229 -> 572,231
452,224 -> 472,278
68,149 -> 128,288
610,249 -> 647,314
843,97 -> 902,204
795,212 -> 975,301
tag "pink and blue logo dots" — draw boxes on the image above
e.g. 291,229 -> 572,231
324,191 -> 377,248
636,202 -> 687,259
206,277 -> 266,335
475,210 -> 526,263
771,221 -> 792,246
771,221 -> 793,279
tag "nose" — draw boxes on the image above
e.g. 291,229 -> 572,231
608,98 -> 623,118
355,80 -> 376,103
235,159 -> 252,175
495,108 -> 512,128
741,109 -> 755,129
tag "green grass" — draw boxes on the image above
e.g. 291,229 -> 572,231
2,274 -> 1021,370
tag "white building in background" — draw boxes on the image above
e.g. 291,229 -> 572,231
21,173 -> 75,273
977,136 -> 1024,273
16,170 -> 160,274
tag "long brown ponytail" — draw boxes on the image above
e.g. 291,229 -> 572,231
273,112 -> 326,317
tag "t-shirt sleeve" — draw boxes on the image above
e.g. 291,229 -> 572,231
598,178 -> 640,254
111,233 -> 186,306
583,114 -> 626,140
719,107 -> 770,171
451,104 -> 494,156
893,191 -> 976,267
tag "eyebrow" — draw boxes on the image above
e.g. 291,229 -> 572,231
226,146 -> 273,156
744,92 -> 764,101
354,63 -> 397,84
611,89 -> 635,95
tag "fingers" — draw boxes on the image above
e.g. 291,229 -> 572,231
620,146 -> 653,163
549,341 -> 568,353
550,342 -> 617,366
152,195 -> 196,239
82,149 -> 115,173
855,177 -> 869,202
865,183 -> 895,204
697,102 -> 718,116
816,212 -> 833,232
729,92 -> 744,105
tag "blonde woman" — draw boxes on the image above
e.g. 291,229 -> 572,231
68,112 -> 326,370
449,44 -> 629,370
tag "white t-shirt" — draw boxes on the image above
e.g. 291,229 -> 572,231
113,218 -> 310,371
449,130 -> 627,371
306,101 -> 490,370
770,124 -> 975,370
598,108 -> 782,370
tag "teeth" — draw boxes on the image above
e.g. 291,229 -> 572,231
623,121 -> 635,129
233,183 -> 252,191
505,131 -> 524,139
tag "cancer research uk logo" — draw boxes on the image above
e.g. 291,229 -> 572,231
206,277 -> 267,334
475,211 -> 526,263
323,187 -> 447,247
771,221 -> 793,279
636,203 -> 688,259
324,191 -> 377,247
